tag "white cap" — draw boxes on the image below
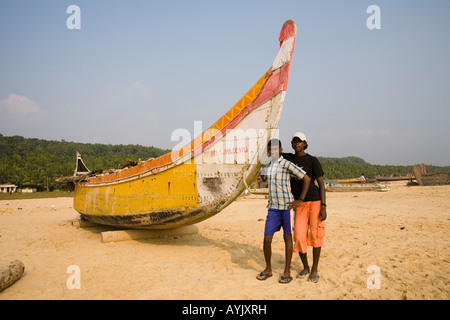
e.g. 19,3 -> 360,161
292,132 -> 307,142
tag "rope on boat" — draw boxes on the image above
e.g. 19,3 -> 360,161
242,170 -> 268,195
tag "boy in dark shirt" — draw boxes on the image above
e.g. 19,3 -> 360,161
284,132 -> 327,283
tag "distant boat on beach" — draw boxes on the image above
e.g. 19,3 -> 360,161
334,178 -> 361,183
325,181 -> 390,192
412,164 -> 450,186
58,21 -> 298,229
375,176 -> 415,182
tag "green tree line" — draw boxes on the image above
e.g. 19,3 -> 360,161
0,134 -> 170,191
317,156 -> 450,180
1,134 -> 449,191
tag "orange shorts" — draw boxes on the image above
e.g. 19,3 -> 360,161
293,201 -> 326,253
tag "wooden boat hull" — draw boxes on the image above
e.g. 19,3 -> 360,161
325,182 -> 389,192
375,176 -> 415,182
75,162 -> 252,229
73,21 -> 297,229
335,178 -> 360,183
412,164 -> 450,186
420,173 -> 450,186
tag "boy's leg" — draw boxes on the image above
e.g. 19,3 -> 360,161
256,235 -> 273,280
263,235 -> 273,274
307,201 -> 324,283
293,203 -> 310,276
258,209 -> 280,280
282,233 -> 293,280
281,210 -> 293,278
309,247 -> 321,281
278,209 -> 293,283
298,252 -> 310,276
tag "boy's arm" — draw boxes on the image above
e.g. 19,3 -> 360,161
317,176 -> 327,221
287,174 -> 310,210
299,174 -> 311,201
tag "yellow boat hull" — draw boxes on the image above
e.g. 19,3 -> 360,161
74,162 -> 256,229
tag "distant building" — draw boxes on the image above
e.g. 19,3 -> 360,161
0,183 -> 17,193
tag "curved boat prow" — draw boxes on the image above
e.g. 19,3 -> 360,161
73,20 -> 297,229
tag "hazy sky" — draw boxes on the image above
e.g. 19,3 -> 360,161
1,0 -> 449,166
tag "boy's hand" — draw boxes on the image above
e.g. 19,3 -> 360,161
319,206 -> 327,221
287,200 -> 303,210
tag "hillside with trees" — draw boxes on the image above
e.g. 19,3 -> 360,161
316,156 -> 447,180
0,134 -> 170,191
1,134 -> 449,191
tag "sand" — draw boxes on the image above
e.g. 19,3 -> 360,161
0,182 -> 449,300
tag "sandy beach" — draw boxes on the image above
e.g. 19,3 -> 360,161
0,182 -> 449,300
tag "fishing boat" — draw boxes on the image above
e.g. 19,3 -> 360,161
63,20 -> 298,229
412,164 -> 450,186
325,180 -> 389,192
375,176 -> 415,182
334,178 -> 361,183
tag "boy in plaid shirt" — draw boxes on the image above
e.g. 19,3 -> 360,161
256,139 -> 311,283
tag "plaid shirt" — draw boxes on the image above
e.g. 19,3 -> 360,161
265,156 -> 306,210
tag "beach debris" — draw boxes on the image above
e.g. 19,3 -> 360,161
0,260 -> 25,292
116,159 -> 138,169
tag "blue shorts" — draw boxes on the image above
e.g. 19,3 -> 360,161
264,209 -> 292,236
